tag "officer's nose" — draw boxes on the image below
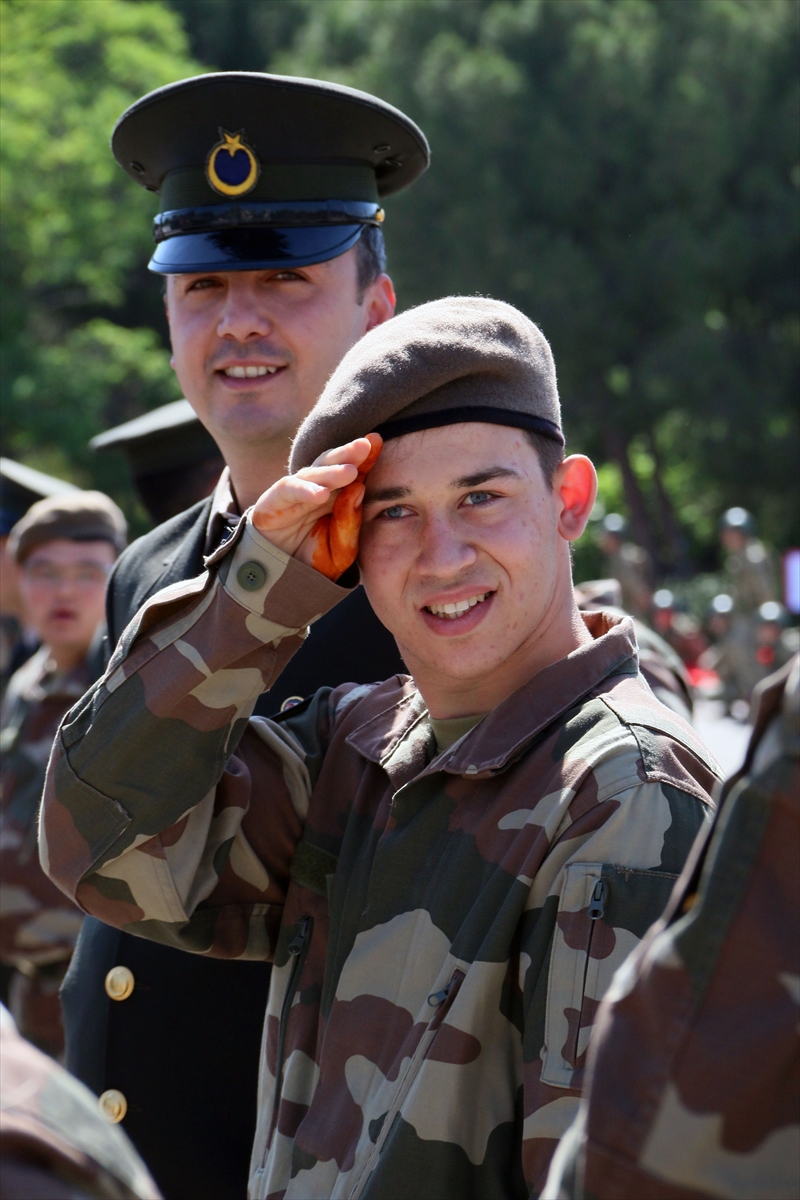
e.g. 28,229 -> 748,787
216,279 -> 273,342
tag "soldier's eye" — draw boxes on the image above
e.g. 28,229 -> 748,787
380,505 -> 409,520
462,491 -> 493,507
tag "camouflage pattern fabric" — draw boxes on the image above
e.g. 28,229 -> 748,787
0,1003 -> 161,1199
544,655 -> 800,1200
1,647 -> 91,1052
40,516 -> 721,1198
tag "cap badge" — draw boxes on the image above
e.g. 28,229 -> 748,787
206,129 -> 260,197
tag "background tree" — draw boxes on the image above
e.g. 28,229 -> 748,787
1,0 -> 797,573
0,0 -> 198,522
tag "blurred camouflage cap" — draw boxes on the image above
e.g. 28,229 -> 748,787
290,296 -> 562,472
8,491 -> 127,564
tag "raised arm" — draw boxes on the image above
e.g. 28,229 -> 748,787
40,437 -> 381,959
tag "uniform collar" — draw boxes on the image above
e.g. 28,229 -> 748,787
346,612 -> 639,784
204,466 -> 240,555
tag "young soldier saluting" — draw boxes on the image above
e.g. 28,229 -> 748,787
62,72 -> 427,1198
42,298 -> 721,1198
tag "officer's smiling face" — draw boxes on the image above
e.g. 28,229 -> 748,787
359,423 -> 596,717
165,251 -> 395,462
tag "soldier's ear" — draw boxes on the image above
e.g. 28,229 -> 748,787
555,456 -> 597,543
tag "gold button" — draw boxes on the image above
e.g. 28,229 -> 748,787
105,965 -> 135,1001
98,1089 -> 127,1123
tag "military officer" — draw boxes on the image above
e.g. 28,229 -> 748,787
60,71 -> 429,1200
90,399 -> 225,526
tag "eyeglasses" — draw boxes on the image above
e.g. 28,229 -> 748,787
22,564 -> 112,588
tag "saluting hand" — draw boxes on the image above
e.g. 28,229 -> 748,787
252,433 -> 382,580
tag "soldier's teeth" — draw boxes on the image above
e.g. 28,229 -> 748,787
223,366 -> 277,377
427,593 -> 487,617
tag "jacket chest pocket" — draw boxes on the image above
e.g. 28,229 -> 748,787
540,861 -> 679,1088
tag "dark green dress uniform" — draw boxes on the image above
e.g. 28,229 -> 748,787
60,71 -> 428,1200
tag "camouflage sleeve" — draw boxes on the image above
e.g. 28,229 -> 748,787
519,765 -> 712,1194
39,516 -> 353,959
542,661 -> 799,1200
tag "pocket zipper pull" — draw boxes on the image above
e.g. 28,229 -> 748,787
588,879 -> 608,921
427,982 -> 452,1008
287,916 -> 311,955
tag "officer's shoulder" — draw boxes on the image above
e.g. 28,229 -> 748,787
113,495 -> 211,583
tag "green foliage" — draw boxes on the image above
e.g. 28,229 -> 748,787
270,0 -> 799,562
0,0 -> 197,516
1,0 -> 797,566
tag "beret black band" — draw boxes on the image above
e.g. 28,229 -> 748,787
154,199 -> 383,243
376,406 -> 565,446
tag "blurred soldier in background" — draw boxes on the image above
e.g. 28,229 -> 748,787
714,508 -> 780,715
755,601 -> 799,679
0,459 -> 80,692
574,579 -> 694,721
651,588 -> 707,669
0,1003 -> 161,1200
598,512 -> 654,619
90,398 -> 225,526
0,492 -> 125,1056
720,506 -> 777,615
544,653 -> 799,1200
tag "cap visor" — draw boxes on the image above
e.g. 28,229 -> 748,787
149,225 -> 364,274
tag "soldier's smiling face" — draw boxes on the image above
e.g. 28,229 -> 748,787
165,253 -> 395,460
360,424 -> 596,716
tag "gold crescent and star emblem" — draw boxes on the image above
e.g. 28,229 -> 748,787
205,129 -> 260,197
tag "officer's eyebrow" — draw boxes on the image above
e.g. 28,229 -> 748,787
452,467 -> 522,488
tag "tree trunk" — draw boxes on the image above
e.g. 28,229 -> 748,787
647,434 -> 691,576
604,427 -> 660,567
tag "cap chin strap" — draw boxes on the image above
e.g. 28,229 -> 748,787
376,406 -> 565,446
154,199 -> 383,243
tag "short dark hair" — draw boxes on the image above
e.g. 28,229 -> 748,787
354,226 -> 387,301
525,430 -> 564,489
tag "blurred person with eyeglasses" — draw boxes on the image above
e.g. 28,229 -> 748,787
0,491 -> 126,1056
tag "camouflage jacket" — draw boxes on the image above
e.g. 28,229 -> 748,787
0,1003 -> 161,1199
41,517 -> 721,1198
544,656 -> 800,1200
0,646 -> 89,967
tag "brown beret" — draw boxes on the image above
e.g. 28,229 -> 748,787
8,491 -> 128,565
290,296 -> 562,472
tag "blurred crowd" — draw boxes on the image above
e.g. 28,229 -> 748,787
595,506 -> 798,720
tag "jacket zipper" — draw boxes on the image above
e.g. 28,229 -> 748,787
270,915 -> 312,1140
571,878 -> 608,1067
347,971 -> 463,1200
